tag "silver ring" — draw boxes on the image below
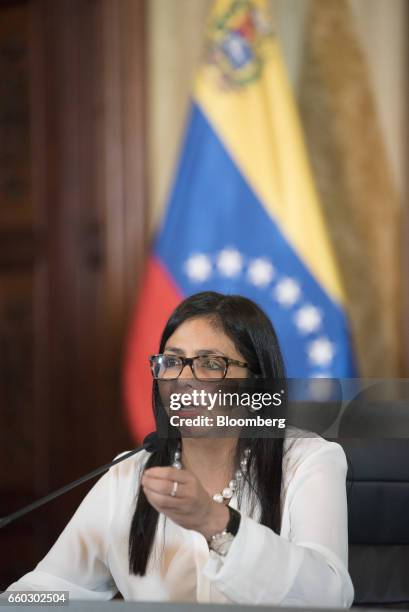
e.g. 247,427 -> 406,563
170,481 -> 178,497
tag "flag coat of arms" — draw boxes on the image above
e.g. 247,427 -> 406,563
125,0 -> 356,441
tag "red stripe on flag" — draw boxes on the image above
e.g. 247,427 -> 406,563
123,256 -> 183,441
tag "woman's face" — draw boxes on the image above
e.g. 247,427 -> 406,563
160,316 -> 249,437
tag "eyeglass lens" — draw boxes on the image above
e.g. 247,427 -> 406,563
151,355 -> 227,380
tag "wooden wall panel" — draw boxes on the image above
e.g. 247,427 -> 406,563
0,273 -> 34,490
0,2 -> 32,226
0,0 -> 147,590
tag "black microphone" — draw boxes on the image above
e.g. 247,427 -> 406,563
0,431 -> 164,530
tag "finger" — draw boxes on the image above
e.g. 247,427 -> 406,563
143,488 -> 188,511
143,466 -> 190,483
142,477 -> 186,498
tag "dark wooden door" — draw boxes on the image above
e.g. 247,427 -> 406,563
0,0 -> 147,588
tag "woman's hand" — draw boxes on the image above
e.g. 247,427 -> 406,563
141,466 -> 229,541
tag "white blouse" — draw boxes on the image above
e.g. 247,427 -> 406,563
6,431 -> 354,607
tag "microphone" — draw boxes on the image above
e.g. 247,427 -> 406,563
0,431 -> 164,530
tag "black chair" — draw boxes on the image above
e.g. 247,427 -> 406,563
338,383 -> 409,607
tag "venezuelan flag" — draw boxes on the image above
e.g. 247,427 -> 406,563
125,0 -> 356,441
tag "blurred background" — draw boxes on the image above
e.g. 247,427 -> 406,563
0,0 -> 407,590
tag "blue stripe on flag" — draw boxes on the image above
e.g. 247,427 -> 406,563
154,103 -> 356,377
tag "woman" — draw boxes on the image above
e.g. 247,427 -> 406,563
6,292 -> 354,606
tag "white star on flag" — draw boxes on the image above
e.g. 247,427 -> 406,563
273,277 -> 301,307
307,337 -> 335,367
294,305 -> 322,334
247,258 -> 275,287
216,248 -> 243,278
184,254 -> 212,282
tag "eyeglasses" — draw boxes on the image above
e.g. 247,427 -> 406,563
149,354 -> 249,381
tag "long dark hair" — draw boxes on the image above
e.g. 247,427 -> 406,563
128,291 -> 286,575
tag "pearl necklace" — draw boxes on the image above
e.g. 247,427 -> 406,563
172,446 -> 250,504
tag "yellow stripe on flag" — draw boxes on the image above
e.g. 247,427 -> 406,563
194,0 -> 344,304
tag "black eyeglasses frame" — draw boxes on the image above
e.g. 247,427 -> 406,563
149,353 -> 250,381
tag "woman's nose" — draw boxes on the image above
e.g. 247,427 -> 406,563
179,363 -> 194,379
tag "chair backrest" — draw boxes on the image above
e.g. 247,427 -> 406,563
339,439 -> 409,607
338,389 -> 409,607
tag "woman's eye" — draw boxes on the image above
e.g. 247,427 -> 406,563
201,358 -> 224,370
164,356 -> 180,368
